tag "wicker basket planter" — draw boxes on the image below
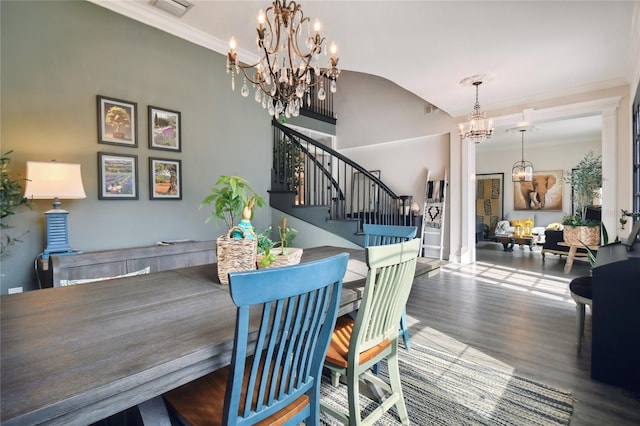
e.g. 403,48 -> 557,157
216,227 -> 257,284
563,227 -> 580,245
563,225 -> 600,246
256,247 -> 303,269
580,225 -> 600,246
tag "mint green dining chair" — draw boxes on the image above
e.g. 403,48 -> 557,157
363,223 -> 417,350
321,238 -> 420,425
163,253 -> 348,426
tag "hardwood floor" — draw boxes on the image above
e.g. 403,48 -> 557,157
406,241 -> 640,425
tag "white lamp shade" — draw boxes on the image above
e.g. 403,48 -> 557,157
23,161 -> 86,199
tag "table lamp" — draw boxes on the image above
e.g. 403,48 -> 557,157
23,161 -> 86,260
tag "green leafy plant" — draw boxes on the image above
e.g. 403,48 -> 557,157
257,216 -> 298,268
275,136 -> 304,191
257,225 -> 275,255
561,214 -> 599,227
199,175 -> 264,232
258,248 -> 278,268
276,216 -> 297,251
563,151 -> 602,227
1,151 -> 32,258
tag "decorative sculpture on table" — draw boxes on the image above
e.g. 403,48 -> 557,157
235,197 -> 256,239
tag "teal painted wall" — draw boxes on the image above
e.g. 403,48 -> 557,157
0,1 -> 273,292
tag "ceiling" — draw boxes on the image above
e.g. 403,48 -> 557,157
90,0 -> 638,146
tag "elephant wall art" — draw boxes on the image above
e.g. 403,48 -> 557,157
514,170 -> 563,211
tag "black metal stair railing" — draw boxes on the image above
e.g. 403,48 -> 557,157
271,120 -> 411,234
300,73 -> 337,124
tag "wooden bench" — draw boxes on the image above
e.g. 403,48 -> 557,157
41,240 -> 216,288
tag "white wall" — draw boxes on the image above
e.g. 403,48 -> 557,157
335,71 -> 452,150
341,134 -> 451,256
477,139 -> 602,218
333,71 -> 453,257
341,134 -> 450,210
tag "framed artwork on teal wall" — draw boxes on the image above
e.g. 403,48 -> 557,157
150,157 -> 182,200
148,106 -> 181,152
97,95 -> 138,147
98,152 -> 139,200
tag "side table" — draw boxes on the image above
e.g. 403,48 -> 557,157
558,242 -> 598,273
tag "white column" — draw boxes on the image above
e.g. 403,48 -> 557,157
449,128 -> 476,264
601,101 -> 619,237
448,130 -> 462,262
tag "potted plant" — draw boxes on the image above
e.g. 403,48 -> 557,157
562,151 -> 602,246
200,175 -> 264,232
200,175 -> 265,284
256,216 -> 303,268
581,223 -> 617,271
1,151 -> 31,258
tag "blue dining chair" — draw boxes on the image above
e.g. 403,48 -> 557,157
321,238 -> 420,425
363,224 -> 417,350
163,253 -> 349,426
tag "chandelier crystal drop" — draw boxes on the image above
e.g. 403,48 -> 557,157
226,0 -> 340,119
459,78 -> 494,143
511,129 -> 534,182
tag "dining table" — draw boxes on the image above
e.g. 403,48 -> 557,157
0,245 -> 436,426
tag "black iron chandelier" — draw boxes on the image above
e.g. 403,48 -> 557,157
511,129 -> 534,182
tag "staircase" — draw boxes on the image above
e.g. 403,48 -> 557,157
269,120 -> 413,247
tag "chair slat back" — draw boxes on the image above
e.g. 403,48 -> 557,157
351,239 -> 420,355
225,253 -> 349,426
363,224 -> 417,247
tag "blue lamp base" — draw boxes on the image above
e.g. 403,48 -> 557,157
42,208 -> 74,260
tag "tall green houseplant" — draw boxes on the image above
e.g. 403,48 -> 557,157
562,151 -> 602,246
1,151 -> 31,258
564,151 -> 602,226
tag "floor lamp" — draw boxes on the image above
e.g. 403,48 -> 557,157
23,161 -> 86,260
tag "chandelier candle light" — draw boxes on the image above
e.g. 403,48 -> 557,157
511,128 -> 534,182
226,0 -> 340,119
459,75 -> 494,143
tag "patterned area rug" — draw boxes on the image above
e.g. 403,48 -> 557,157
320,342 -> 573,425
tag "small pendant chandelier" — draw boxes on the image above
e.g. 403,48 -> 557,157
226,0 -> 340,120
459,74 -> 494,143
512,129 -> 534,182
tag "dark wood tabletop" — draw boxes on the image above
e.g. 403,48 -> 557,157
0,245 -> 436,425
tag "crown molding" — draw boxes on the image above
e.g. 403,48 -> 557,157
86,0 -> 258,63
463,95 -> 623,131
452,77 -> 628,120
